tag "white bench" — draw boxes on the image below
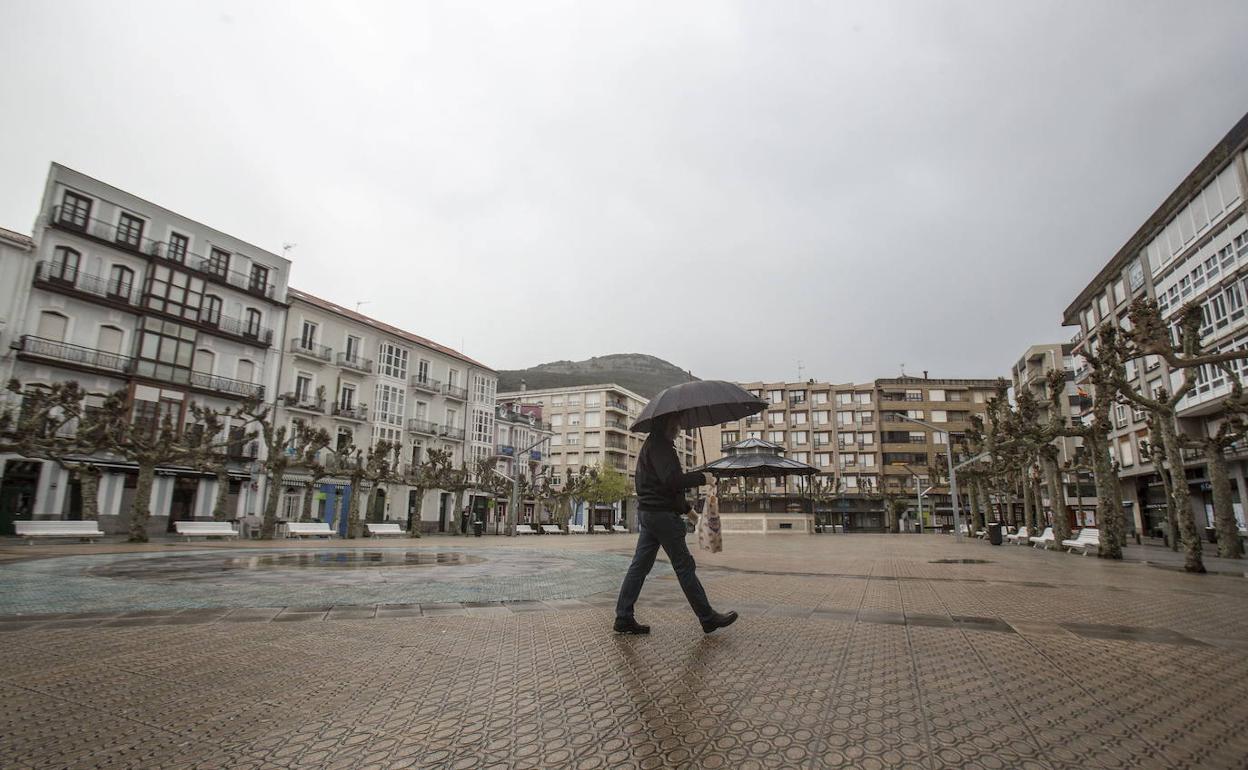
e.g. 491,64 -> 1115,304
285,522 -> 335,539
612,524 -> 629,533
1005,526 -> 1030,545
541,524 -> 563,535
365,523 -> 405,538
1062,528 -> 1100,555
591,524 -> 612,534
1029,527 -> 1055,549
568,524 -> 588,534
13,520 -> 105,544
515,524 -> 537,535
175,521 -> 239,542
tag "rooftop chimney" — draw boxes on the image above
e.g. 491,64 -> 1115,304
923,370 -> 928,379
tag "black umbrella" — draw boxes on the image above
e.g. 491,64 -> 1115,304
631,380 -> 767,433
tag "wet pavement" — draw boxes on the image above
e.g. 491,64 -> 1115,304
1,533 -> 1246,769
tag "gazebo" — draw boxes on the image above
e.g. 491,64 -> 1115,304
697,438 -> 819,535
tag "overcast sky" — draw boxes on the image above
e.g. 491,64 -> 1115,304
3,1 -> 1248,383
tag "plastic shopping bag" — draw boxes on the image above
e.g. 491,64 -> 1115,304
696,484 -> 723,553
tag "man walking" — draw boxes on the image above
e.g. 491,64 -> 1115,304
613,415 -> 737,635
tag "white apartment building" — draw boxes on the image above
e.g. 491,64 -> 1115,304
498,383 -> 698,528
0,164 -> 290,537
279,289 -> 495,534
1064,111 -> 1248,536
489,399 -> 554,527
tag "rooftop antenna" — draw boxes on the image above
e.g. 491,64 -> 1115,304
282,243 -> 297,258
796,360 -> 804,383
355,301 -> 370,313
900,363 -> 906,377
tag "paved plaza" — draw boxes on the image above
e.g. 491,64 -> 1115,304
1,533 -> 1246,769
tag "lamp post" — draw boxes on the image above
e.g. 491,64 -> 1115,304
895,413 -> 963,542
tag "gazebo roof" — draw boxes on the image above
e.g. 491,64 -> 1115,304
698,437 -> 819,478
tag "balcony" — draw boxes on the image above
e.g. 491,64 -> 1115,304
151,242 -> 276,300
605,419 -> 630,431
289,338 -> 332,362
408,418 -> 438,435
443,383 -> 467,400
605,400 -> 629,413
16,335 -> 133,376
190,371 -> 264,399
33,261 -> 137,307
199,312 -> 273,346
411,374 -> 441,394
497,444 -> 516,456
281,392 -> 325,413
332,403 -> 368,422
337,352 -> 373,373
49,205 -> 161,257
440,425 -> 466,441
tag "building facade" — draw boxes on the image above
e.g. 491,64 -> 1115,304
705,377 -> 997,531
1009,343 -> 1098,526
0,164 -> 290,536
498,383 -> 698,527
1062,111 -> 1248,537
277,289 -> 494,534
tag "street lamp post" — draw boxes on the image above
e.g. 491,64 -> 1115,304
896,413 -> 963,542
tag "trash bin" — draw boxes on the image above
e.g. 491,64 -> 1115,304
987,522 -> 1004,545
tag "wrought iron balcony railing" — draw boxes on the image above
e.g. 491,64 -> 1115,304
337,352 -> 374,373
17,335 -> 133,375
34,261 -> 136,305
289,338 -> 332,361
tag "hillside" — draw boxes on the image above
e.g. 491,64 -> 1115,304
497,354 -> 696,399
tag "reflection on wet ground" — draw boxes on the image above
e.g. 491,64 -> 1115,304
88,549 -> 484,579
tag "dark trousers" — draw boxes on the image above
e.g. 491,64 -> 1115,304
615,509 -> 713,623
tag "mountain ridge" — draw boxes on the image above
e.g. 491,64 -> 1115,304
497,354 -> 697,399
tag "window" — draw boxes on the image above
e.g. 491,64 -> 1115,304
472,374 -> 495,404
244,309 -> 262,338
336,428 -> 353,453
861,455 -> 876,468
445,408 -> 458,428
116,212 -> 145,248
837,393 -> 853,406
380,343 -> 409,379
814,411 -> 829,425
551,414 -> 563,427
792,412 -> 807,425
815,432 -> 831,446
816,453 -> 831,467
768,430 -> 785,443
585,394 -> 601,408
792,430 -> 808,445
814,392 -> 828,404
144,264 -> 204,321
300,321 -> 318,348
584,412 -> 601,428
249,264 -> 269,293
206,248 -> 230,277
1119,439 -> 1134,468
59,191 -> 93,229
135,317 -> 196,384
192,348 -> 215,374
339,384 -> 355,408
1128,262 -> 1144,291
839,432 -> 854,447
167,232 -> 189,263
857,411 -> 873,424
414,401 -> 428,419
201,295 -> 222,326
472,407 -> 493,443
585,433 -> 601,448
1114,403 -> 1127,427
769,390 -> 783,404
108,265 -> 134,299
345,335 -> 361,362
838,411 -> 854,425
96,325 -> 123,354
568,412 -> 582,426
859,433 -> 874,445
931,410 -> 947,423
768,412 -> 784,425
374,383 -> 406,426
49,246 -> 80,282
294,374 -> 313,403
131,386 -> 183,438
929,389 -> 946,402
566,431 -> 581,445
237,359 -> 255,384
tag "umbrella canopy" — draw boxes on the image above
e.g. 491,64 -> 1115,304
631,380 -> 767,433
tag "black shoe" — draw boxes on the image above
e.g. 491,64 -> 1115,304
701,611 -> 738,634
613,617 -> 650,635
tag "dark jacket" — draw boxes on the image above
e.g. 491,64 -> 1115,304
635,433 -> 703,513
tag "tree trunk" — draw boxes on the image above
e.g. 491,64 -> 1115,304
1205,443 -> 1243,559
1021,473 -> 1035,534
212,470 -> 231,521
407,486 -> 425,536
452,488 -> 467,534
300,481 -> 315,523
1041,454 -> 1071,544
260,465 -> 284,540
1157,461 -> 1180,552
1156,417 -> 1203,573
967,478 -> 981,533
346,479 -> 364,539
129,462 -> 156,543
1088,430 -> 1125,560
79,465 -> 101,521
1029,471 -> 1044,532
979,482 -> 992,527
